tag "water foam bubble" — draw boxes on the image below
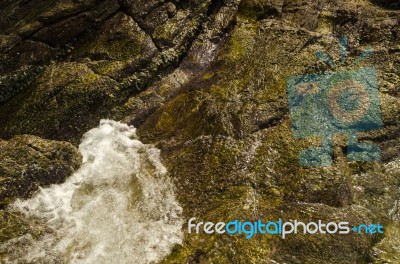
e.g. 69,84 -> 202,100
2,120 -> 183,264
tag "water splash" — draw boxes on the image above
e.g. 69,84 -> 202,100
1,120 -> 183,264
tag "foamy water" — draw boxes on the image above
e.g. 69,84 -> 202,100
1,120 -> 183,264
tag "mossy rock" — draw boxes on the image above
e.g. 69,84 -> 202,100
0,134 -> 81,208
0,62 -> 120,144
0,65 -> 43,103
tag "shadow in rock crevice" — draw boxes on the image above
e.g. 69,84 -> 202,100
370,0 -> 400,10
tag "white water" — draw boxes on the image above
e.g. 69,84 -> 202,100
1,120 -> 183,264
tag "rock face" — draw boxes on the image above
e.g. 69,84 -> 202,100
0,135 -> 81,245
0,0 -> 399,263
0,135 -> 81,208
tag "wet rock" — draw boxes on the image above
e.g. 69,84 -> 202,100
0,0 -> 119,72
0,135 -> 81,207
0,62 -> 120,144
118,0 -> 166,20
0,0 -> 217,144
3,40 -> 55,70
134,1 -> 400,263
0,65 -> 43,103
72,12 -> 159,79
31,0 -> 120,46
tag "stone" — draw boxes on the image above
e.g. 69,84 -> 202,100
0,135 -> 81,207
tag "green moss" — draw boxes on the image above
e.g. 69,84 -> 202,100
220,21 -> 259,63
140,91 -> 234,141
152,17 -> 179,45
89,60 -> 127,77
0,62 -> 120,143
317,10 -> 334,34
0,211 -> 45,244
84,37 -> 143,61
0,65 -> 43,103
373,223 -> 400,262
153,93 -> 193,134
202,72 -> 214,80
238,0 -> 280,21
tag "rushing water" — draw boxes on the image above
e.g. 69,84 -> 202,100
1,120 -> 183,264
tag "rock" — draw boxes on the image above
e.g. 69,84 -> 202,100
31,1 -> 120,46
0,65 -> 43,103
2,40 -> 55,70
0,62 -> 120,144
0,0 -> 120,73
72,12 -> 159,79
133,1 -> 400,262
0,135 -> 81,207
0,0 -> 217,144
